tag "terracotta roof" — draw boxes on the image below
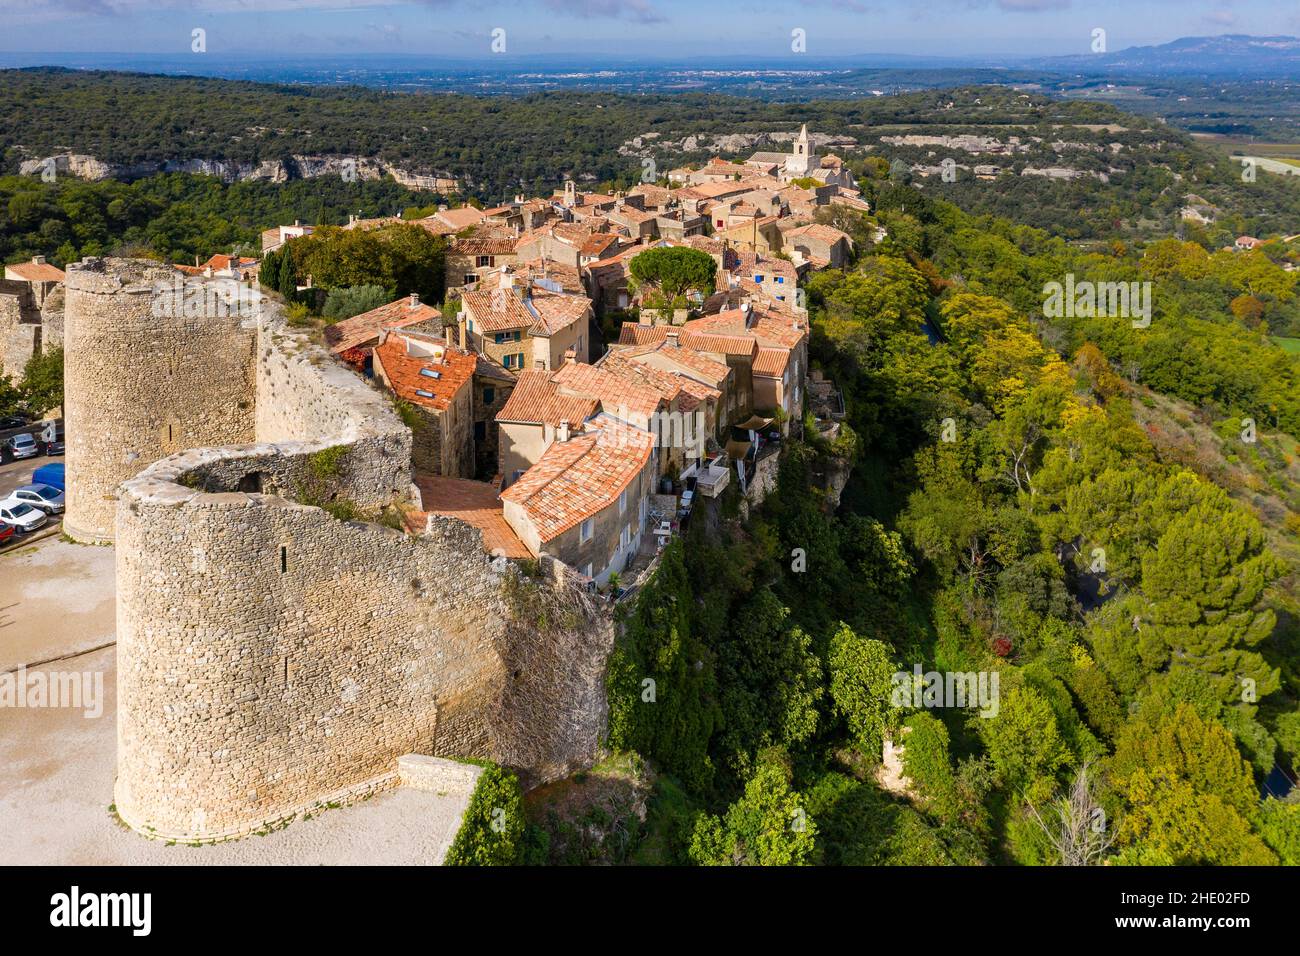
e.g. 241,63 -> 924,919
688,307 -> 806,349
784,223 -> 852,246
501,415 -> 654,542
373,332 -> 476,412
410,474 -> 530,559
550,361 -> 667,421
580,233 -> 621,258
5,260 -> 66,282
451,234 -> 518,256
462,282 -> 590,337
618,339 -> 732,386
617,322 -> 758,357
753,347 -> 792,378
326,297 -> 443,354
435,207 -> 488,230
496,368 -> 599,426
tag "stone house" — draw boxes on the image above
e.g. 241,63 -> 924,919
325,294 -> 443,373
501,413 -> 656,584
372,328 -> 477,478
493,368 -> 600,486
459,274 -> 592,373
781,223 -> 854,270
4,256 -> 64,308
445,232 -> 520,293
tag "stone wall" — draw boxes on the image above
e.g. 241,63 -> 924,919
105,266 -> 614,842
63,259 -> 258,543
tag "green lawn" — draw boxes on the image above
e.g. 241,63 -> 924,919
1272,336 -> 1300,355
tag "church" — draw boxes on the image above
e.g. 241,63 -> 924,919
748,125 -> 856,189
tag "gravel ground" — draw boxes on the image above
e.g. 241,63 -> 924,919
1,539 -> 469,865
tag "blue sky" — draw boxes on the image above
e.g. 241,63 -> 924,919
3,0 -> 1297,58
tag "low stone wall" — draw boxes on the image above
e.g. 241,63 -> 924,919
397,754 -> 484,795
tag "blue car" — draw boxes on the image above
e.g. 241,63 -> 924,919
33,462 -> 64,492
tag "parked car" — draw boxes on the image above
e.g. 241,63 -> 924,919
11,483 -> 64,515
0,414 -> 29,430
7,432 -> 39,460
43,436 -> 65,455
0,523 -> 14,548
0,498 -> 48,533
33,462 -> 65,491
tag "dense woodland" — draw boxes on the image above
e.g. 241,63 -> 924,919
5,70 -> 1300,242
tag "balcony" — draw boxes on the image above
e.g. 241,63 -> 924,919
682,456 -> 731,498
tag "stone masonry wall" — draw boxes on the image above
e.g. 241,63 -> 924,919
63,259 -> 257,542
111,278 -> 613,842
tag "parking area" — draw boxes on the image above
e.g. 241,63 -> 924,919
0,450 -> 63,547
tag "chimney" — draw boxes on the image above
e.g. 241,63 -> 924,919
194,254 -> 201,267
349,214 -> 358,226
408,292 -> 420,309
665,330 -> 680,349
293,219 -> 302,227
557,420 -> 570,443
32,255 -> 45,265
562,348 -> 576,365
457,316 -> 467,350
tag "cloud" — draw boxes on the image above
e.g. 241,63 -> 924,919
541,0 -> 666,23
1203,9 -> 1237,27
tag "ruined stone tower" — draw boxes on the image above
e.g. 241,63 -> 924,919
62,258 -> 258,543
68,259 -> 613,843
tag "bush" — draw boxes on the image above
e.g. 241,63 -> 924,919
322,284 -> 393,322
444,762 -> 526,866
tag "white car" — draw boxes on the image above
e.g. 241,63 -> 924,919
7,433 -> 39,460
11,483 -> 64,514
0,498 -> 48,533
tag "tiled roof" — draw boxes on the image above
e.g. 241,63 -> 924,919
550,361 -> 667,421
451,235 -> 518,255
619,339 -> 732,385
688,308 -> 806,349
435,207 -> 488,230
464,282 -> 590,337
410,474 -> 530,559
5,260 -> 66,282
325,297 -> 442,354
495,368 -> 599,426
374,332 -> 477,412
617,322 -> 758,357
501,415 -> 654,542
753,347 -> 792,378
784,223 -> 853,246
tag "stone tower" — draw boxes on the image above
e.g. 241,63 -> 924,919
787,124 -> 817,177
62,258 -> 258,543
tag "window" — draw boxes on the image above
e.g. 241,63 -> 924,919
463,274 -> 478,286
483,387 -> 495,405
474,421 -> 486,441
618,489 -> 627,515
476,255 -> 494,268
579,518 -> 594,543
775,276 -> 785,284
494,331 -> 521,345
621,525 -> 631,549
467,319 -> 475,332
582,563 -> 593,579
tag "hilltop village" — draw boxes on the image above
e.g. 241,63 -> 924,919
247,124 -> 859,589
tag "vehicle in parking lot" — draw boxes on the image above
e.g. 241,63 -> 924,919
43,437 -> 65,455
0,415 -> 29,430
7,432 -> 39,459
0,522 -> 13,547
11,483 -> 64,514
0,498 -> 48,533
33,462 -> 64,491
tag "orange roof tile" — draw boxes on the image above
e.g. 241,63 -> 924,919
373,333 -> 476,412
6,260 -> 66,282
501,415 -> 654,542
496,368 -> 599,426
326,297 -> 443,355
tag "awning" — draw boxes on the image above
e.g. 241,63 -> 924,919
736,414 -> 774,431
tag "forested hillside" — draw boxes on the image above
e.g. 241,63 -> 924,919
6,69 -> 1300,242
585,179 -> 1300,867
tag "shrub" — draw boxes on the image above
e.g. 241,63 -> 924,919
444,762 -> 526,866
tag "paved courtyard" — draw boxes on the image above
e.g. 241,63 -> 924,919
1,535 -> 469,865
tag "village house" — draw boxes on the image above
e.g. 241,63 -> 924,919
260,220 -> 314,253
324,293 -> 443,373
4,256 -> 65,309
781,222 -> 854,270
493,367 -> 601,485
617,322 -> 758,428
500,412 -> 656,584
372,328 -> 478,479
459,272 -> 592,372
445,229 -> 521,293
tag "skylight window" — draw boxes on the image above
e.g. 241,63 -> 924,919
419,367 -> 442,379
415,389 -> 434,399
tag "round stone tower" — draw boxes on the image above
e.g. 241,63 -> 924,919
62,258 -> 260,543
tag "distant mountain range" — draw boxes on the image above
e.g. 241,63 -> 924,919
1031,34 -> 1300,76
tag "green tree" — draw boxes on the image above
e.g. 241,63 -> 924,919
688,751 -> 815,866
827,622 -> 898,758
19,347 -> 62,415
627,246 -> 717,304
321,284 -> 393,322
